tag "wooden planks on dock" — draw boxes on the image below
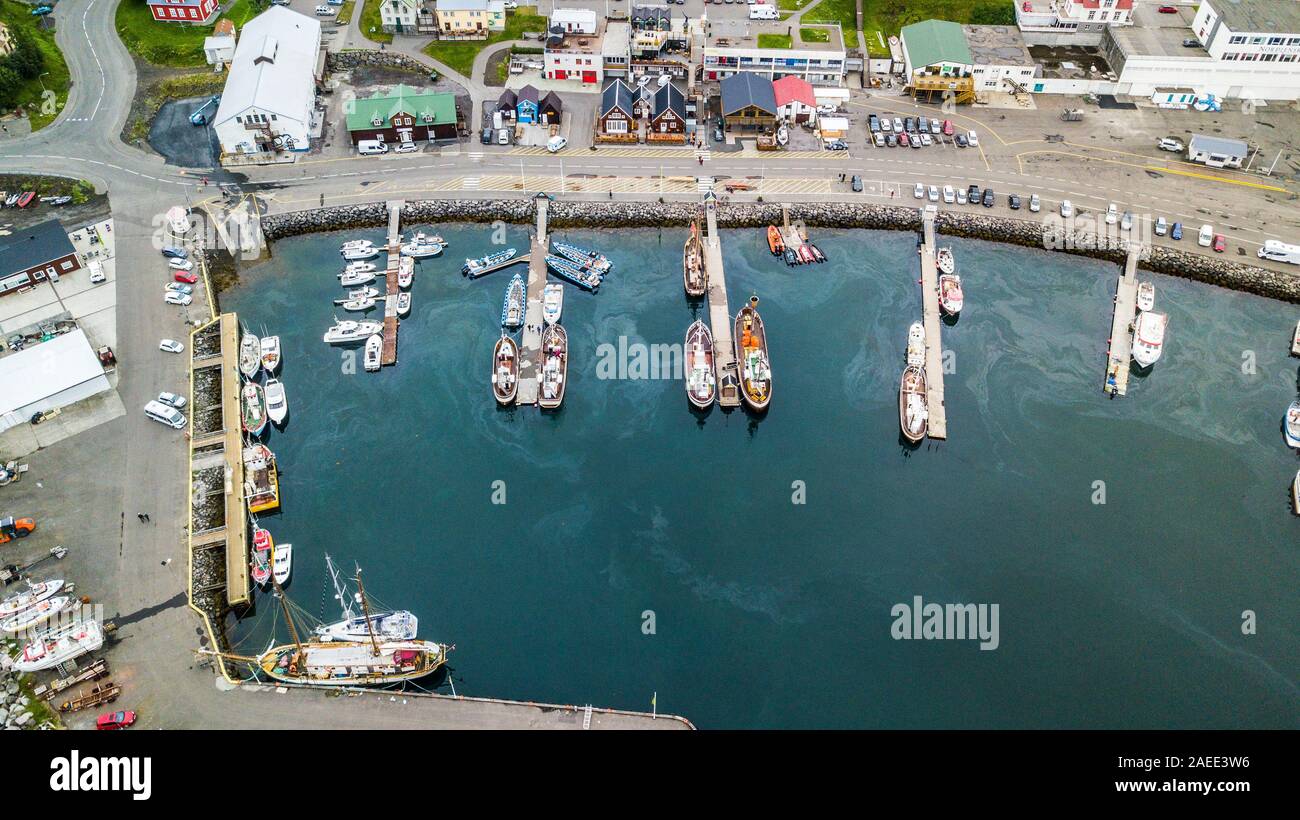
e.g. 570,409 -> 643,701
918,210 -> 947,439
704,198 -> 740,407
517,198 -> 550,405
380,200 -> 404,367
1104,246 -> 1141,397
216,314 -> 248,606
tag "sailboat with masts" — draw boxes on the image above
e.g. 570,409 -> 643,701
314,554 -> 419,643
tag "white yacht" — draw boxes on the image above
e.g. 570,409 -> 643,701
542,283 -> 564,325
339,269 -> 377,287
906,321 -> 926,367
14,619 -> 103,673
400,231 -> 445,258
313,554 -> 419,643
1137,281 -> 1155,312
340,296 -> 376,312
324,319 -> 383,345
260,335 -> 282,374
1,579 -> 65,619
1131,311 -> 1168,368
364,334 -> 383,371
265,378 -> 288,425
272,542 -> 293,587
0,595 -> 73,634
342,245 -> 380,262
238,331 -> 261,379
398,256 -> 414,288
1285,401 -> 1300,449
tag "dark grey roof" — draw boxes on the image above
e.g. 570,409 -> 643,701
720,72 -> 775,116
652,82 -> 684,120
601,79 -> 635,117
497,88 -> 517,109
632,6 -> 671,27
540,91 -> 563,113
0,219 -> 74,274
517,85 -> 539,105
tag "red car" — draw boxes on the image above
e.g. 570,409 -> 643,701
1213,234 -> 1226,252
96,710 -> 137,730
173,269 -> 198,284
1157,5 -> 1178,13
898,132 -> 909,147
941,119 -> 954,136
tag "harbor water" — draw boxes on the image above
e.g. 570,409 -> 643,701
223,224 -> 1300,728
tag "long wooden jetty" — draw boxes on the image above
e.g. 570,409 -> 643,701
918,208 -> 947,439
381,200 -> 403,367
1104,245 -> 1142,397
703,194 -> 740,407
517,194 -> 550,405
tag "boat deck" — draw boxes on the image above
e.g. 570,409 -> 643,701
918,209 -> 947,439
518,197 -> 550,406
1104,245 -> 1142,397
704,197 -> 741,408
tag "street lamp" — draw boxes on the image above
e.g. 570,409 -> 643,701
37,72 -> 49,93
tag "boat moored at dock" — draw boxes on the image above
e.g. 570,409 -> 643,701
14,618 -> 103,673
545,255 -> 601,291
260,336 -> 281,374
340,296 -> 376,312
342,245 -> 380,262
272,542 -> 292,587
364,334 -> 383,372
258,639 -> 449,687
323,319 -> 383,345
244,444 -> 280,514
539,323 -> 568,409
907,321 -> 926,367
340,239 -> 376,253
493,333 -> 519,405
900,364 -> 929,443
463,248 -> 520,278
552,240 -> 612,274
265,378 -> 288,426
401,231 -> 445,258
1137,281 -> 1155,312
683,221 -> 707,298
1285,401 -> 1300,449
938,273 -> 964,316
936,247 -> 955,275
734,296 -> 772,412
398,256 -> 414,288
241,382 -> 268,436
1131,311 -> 1168,369
542,283 -> 564,325
339,268 -> 378,288
335,287 -> 379,305
251,527 -> 273,587
314,555 -> 419,643
239,331 -> 261,379
685,319 -> 716,409
396,292 -> 412,318
767,225 -> 785,255
501,274 -> 526,329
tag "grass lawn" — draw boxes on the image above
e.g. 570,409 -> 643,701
777,0 -> 813,10
800,27 -> 831,43
115,0 -> 260,67
757,33 -> 793,49
0,0 -> 71,131
359,0 -> 393,44
336,0 -> 357,25
859,0 -> 1016,51
424,7 -> 547,79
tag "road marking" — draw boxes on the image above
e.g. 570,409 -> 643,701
82,1 -> 107,122
1145,165 -> 1288,192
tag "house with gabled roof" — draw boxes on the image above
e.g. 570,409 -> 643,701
597,78 -> 637,141
720,72 -> 776,132
648,81 -> 685,142
345,85 -> 459,144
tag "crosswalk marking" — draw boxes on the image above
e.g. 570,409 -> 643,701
462,176 -> 480,189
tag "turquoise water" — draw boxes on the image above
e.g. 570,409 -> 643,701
224,224 -> 1300,728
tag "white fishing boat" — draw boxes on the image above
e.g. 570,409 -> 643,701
340,296 -> 376,312
339,269 -> 377,287
342,245 -> 380,262
900,365 -> 928,443
334,287 -> 379,304
241,382 -> 268,436
1131,310 -> 1168,368
345,261 -> 377,274
238,331 -> 261,378
938,273 -> 964,316
400,231 -> 445,258
0,579 -> 65,619
14,619 -> 103,673
0,595 -> 73,634
340,239 -> 376,252
1137,281 -> 1155,312
542,283 -> 564,325
539,324 -> 568,410
936,247 -> 955,275
265,378 -> 288,425
493,333 -> 519,405
396,292 -> 412,318
260,335 -> 282,373
1285,401 -> 1300,449
364,334 -> 383,371
501,274 -> 525,329
272,542 -> 293,587
324,319 -> 383,345
314,555 -> 419,642
685,319 -> 716,409
398,256 -> 414,288
906,321 -> 926,367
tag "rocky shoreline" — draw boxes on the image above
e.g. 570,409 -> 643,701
258,200 -> 1300,303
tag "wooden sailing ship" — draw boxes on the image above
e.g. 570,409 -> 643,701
683,219 -> 707,298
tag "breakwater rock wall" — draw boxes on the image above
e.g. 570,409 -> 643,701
259,200 -> 1299,303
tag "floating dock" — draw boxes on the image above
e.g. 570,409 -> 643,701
1291,320 -> 1300,357
517,195 -> 550,406
381,200 -> 403,367
703,195 -> 741,407
1104,245 -> 1142,397
918,208 -> 947,439
778,205 -> 806,257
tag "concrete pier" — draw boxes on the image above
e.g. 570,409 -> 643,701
517,195 -> 550,405
918,208 -> 947,439
703,195 -> 740,407
1104,245 -> 1142,397
381,200 -> 403,367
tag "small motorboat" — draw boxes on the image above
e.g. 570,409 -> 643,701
401,231 -> 445,258
238,331 -> 261,378
734,296 -> 772,412
0,579 -> 67,620
899,365 -> 928,443
545,255 -> 601,291
767,225 -> 785,255
272,542 -> 293,587
808,244 -> 825,263
260,335 -> 281,373
685,319 -> 716,409
539,323 -> 568,410
797,244 -> 816,264
1131,311 -> 1168,368
323,319 -> 383,345
364,333 -> 383,372
683,221 -> 707,298
1137,281 -> 1155,312
14,619 -> 103,673
463,248 -> 519,278
501,273 -> 526,329
543,283 -> 564,325
340,239 -> 376,252
938,273 -> 964,316
783,247 -> 798,266
396,292 -> 412,318
492,333 -> 519,405
339,269 -> 377,287
552,240 -> 612,274
0,595 -> 73,635
340,296 -> 376,312
398,256 -> 414,288
906,321 -> 926,367
334,287 -> 379,305
345,261 -> 377,274
1285,401 -> 1300,449
242,382 -> 268,436
1293,469 -> 1300,514
342,245 -> 380,261
936,247 -> 955,275
264,378 -> 288,426
251,527 -> 273,587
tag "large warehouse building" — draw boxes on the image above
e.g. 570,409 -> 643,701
0,329 -> 112,432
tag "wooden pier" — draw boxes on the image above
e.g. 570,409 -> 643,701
703,194 -> 741,407
517,194 -> 550,405
1104,245 -> 1142,397
381,200 -> 403,367
918,208 -> 947,439
778,204 -> 806,256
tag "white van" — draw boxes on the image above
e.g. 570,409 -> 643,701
358,140 -> 388,156
315,5 -> 333,15
88,259 -> 106,284
749,4 -> 778,19
1198,224 -> 1214,247
144,400 -> 187,429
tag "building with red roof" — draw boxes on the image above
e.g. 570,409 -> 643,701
772,75 -> 817,124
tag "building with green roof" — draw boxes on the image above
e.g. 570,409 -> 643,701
900,19 -> 974,80
346,85 -> 461,145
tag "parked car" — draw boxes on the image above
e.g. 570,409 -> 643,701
96,710 -> 137,730
851,175 -> 863,192
898,132 -> 909,147
1171,221 -> 1183,240
314,4 -> 333,14
173,270 -> 198,284
1157,5 -> 1177,12
981,188 -> 995,207
941,119 -> 954,136
168,258 -> 194,271
159,339 -> 185,354
892,117 -> 903,133
942,185 -> 955,204
497,129 -> 510,145
1028,194 -> 1041,213
547,136 -> 568,152
166,282 -> 193,294
880,117 -> 892,132
868,114 -> 880,132
873,132 -> 885,148
929,120 -> 941,135
1154,216 -> 1168,236
956,188 -> 967,205
1213,233 -> 1226,252
165,291 -> 193,306
157,392 -> 188,410
88,261 -> 106,284
1060,199 -> 1073,217
1008,194 -> 1021,210
161,246 -> 187,259
1157,137 -> 1185,152
1182,38 -> 1200,48
1105,203 -> 1119,225
904,117 -> 915,133
1198,224 -> 1214,246
825,139 -> 848,151
967,184 -> 980,203
480,127 -> 494,145
885,133 -> 897,147
920,133 -> 932,146
966,130 -> 979,146
1121,211 -> 1133,231
914,182 -> 926,200
910,135 -> 922,149
144,400 -> 186,429
394,141 -> 419,154
918,116 -> 929,133
955,133 -> 968,148
928,185 -> 939,202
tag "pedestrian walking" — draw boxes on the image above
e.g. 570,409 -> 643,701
143,513 -> 151,522
698,156 -> 703,166
137,513 -> 145,523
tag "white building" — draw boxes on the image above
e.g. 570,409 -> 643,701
0,329 -> 111,433
203,19 -> 237,66
703,26 -> 848,87
1016,0 -> 1134,46
1187,133 -> 1248,168
551,8 -> 598,35
602,21 -> 631,78
213,7 -> 322,157
380,0 -> 420,32
545,20 -> 605,85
